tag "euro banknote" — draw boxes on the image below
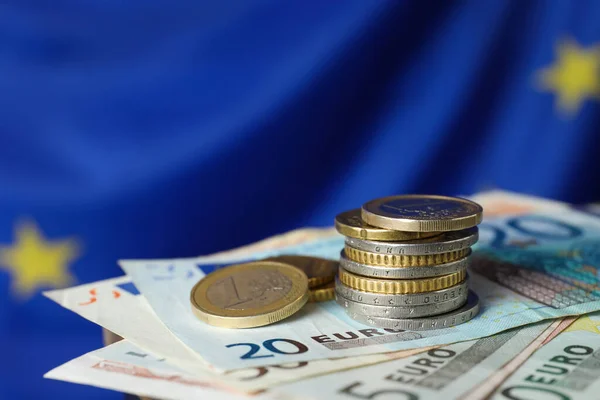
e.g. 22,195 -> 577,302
462,316 -> 577,400
490,311 -> 600,400
44,340 -> 290,400
119,194 -> 600,371
45,318 -> 564,400
276,320 -> 566,400
44,226 -> 342,381
44,264 -> 432,392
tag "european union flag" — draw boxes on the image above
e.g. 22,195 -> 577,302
1,1 -> 599,398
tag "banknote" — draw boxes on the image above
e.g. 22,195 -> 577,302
44,340 -> 290,400
270,320 -> 562,400
119,199 -> 600,371
44,319 -> 563,400
44,273 -> 433,392
44,226 -> 340,380
462,317 -> 576,400
44,276 -> 211,374
490,311 -> 600,400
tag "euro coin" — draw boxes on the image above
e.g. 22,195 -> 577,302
361,195 -> 483,232
338,267 -> 466,294
345,291 -> 480,330
264,255 -> 337,288
190,261 -> 308,329
345,227 -> 478,255
339,249 -> 471,279
336,289 -> 468,318
344,246 -> 470,267
335,276 -> 469,306
308,281 -> 335,303
335,209 -> 441,241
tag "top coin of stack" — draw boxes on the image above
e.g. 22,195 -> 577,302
334,195 -> 484,330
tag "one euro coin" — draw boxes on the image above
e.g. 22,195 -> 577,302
190,261 -> 308,329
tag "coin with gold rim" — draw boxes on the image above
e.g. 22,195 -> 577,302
361,195 -> 483,232
338,267 -> 466,294
308,281 -> 335,302
190,261 -> 308,329
344,246 -> 470,267
335,209 -> 441,241
264,255 -> 337,288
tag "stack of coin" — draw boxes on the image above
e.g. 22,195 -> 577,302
334,195 -> 483,330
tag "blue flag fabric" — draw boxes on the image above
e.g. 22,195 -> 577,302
1,1 -> 599,398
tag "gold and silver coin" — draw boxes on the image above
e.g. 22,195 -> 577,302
339,249 -> 471,279
344,227 -> 478,255
264,255 -> 337,288
335,277 -> 469,306
190,261 -> 308,329
338,267 -> 466,294
346,291 -> 480,330
336,289 -> 469,318
361,194 -> 483,232
335,209 -> 441,241
344,246 -> 470,267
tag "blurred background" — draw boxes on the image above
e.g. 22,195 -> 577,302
1,0 -> 599,398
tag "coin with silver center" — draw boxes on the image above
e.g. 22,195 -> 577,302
345,291 -> 480,330
361,195 -> 483,232
190,261 -> 308,329
336,288 -> 468,318
345,227 -> 478,256
339,250 -> 471,279
335,277 -> 469,306
335,209 -> 441,241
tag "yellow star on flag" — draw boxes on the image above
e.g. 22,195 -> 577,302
564,315 -> 600,334
536,38 -> 600,115
0,220 -> 80,299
